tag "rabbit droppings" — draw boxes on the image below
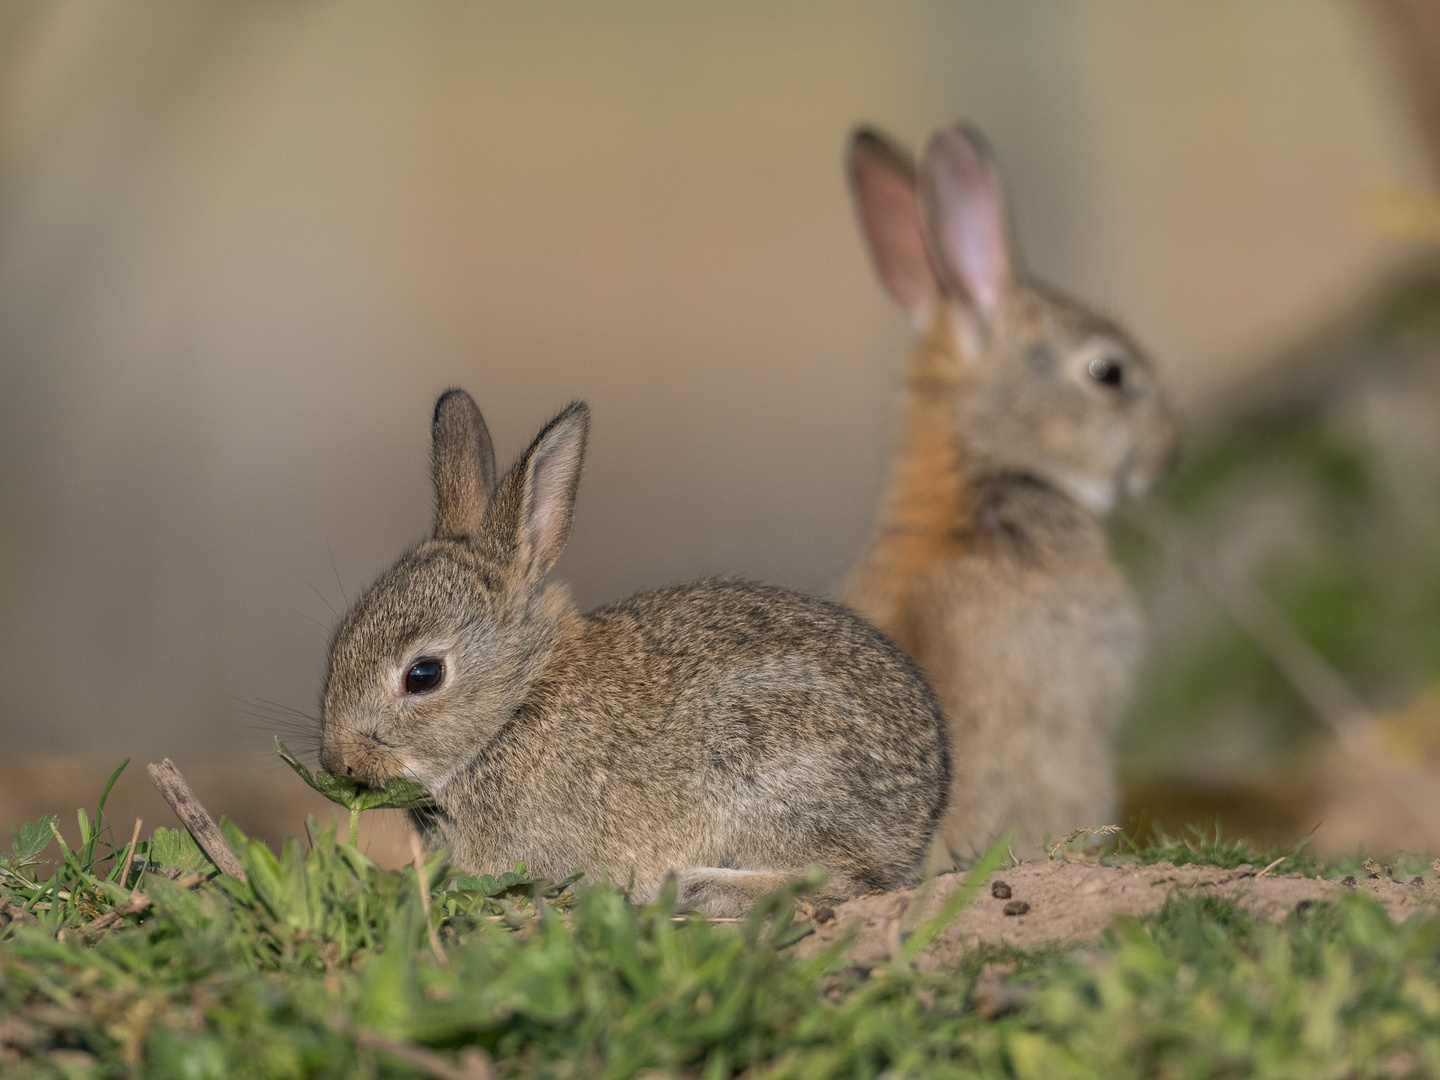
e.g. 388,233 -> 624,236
319,390 -> 950,916
842,124 -> 1177,864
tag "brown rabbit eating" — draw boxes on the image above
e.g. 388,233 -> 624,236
319,389 -> 949,916
842,123 -> 1177,863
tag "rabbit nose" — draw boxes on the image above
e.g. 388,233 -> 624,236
1135,428 -> 1179,493
319,742 -> 358,778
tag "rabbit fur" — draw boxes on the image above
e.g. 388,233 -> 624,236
319,390 -> 950,916
841,123 -> 1177,863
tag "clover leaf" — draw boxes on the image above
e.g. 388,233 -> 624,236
276,739 -> 435,845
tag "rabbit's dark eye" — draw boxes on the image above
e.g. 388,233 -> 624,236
404,658 -> 445,694
1088,356 -> 1124,388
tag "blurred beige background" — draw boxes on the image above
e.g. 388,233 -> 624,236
0,2 -> 1431,851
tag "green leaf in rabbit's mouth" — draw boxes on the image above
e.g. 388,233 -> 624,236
276,738 -> 436,836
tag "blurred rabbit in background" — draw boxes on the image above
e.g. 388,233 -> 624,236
842,122 -> 1177,863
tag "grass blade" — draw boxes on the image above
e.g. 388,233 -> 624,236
898,835 -> 1009,964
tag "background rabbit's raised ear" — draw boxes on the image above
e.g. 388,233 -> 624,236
513,401 -> 589,576
919,123 -> 1018,323
846,126 -> 939,327
432,388 -> 497,540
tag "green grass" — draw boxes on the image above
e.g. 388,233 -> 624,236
6,768 -> 1440,1077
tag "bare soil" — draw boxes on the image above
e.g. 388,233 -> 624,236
796,859 -> 1440,966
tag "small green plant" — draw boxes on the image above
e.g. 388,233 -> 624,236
0,813 -> 58,874
0,762 -> 227,938
276,738 -> 435,845
145,826 -> 211,877
1117,822 -> 1282,869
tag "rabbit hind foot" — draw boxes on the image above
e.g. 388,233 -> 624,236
673,867 -> 809,918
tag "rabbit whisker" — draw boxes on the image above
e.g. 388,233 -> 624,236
294,569 -> 340,620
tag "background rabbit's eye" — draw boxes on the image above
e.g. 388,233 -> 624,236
1088,356 -> 1124,387
404,658 -> 444,694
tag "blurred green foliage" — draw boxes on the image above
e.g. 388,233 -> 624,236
1115,282 -> 1440,773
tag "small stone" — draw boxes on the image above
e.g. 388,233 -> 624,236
991,880 -> 1012,900
812,905 -> 835,925
1340,876 -> 1357,887
1412,876 -> 1426,887
1296,899 -> 1315,912
1002,900 -> 1030,917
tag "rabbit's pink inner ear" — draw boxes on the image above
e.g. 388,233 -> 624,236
920,125 -> 1014,322
432,389 -> 495,540
519,402 -> 589,575
847,129 -> 938,326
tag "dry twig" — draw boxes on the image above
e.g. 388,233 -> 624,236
1046,825 -> 1121,861
410,832 -> 447,965
146,759 -> 248,882
0,899 -> 38,927
83,891 -> 151,938
121,818 -> 143,889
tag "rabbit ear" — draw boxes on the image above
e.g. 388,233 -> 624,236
846,127 -> 939,327
432,388 -> 497,541
513,402 -> 589,576
919,123 -> 1017,322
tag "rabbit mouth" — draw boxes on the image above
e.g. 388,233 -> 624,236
1121,446 -> 1172,501
1124,466 -> 1156,501
396,752 -> 481,796
1050,456 -> 1164,514
1046,469 -> 1119,516
328,732 -> 408,787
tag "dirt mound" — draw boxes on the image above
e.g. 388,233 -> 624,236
796,860 -> 1440,966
